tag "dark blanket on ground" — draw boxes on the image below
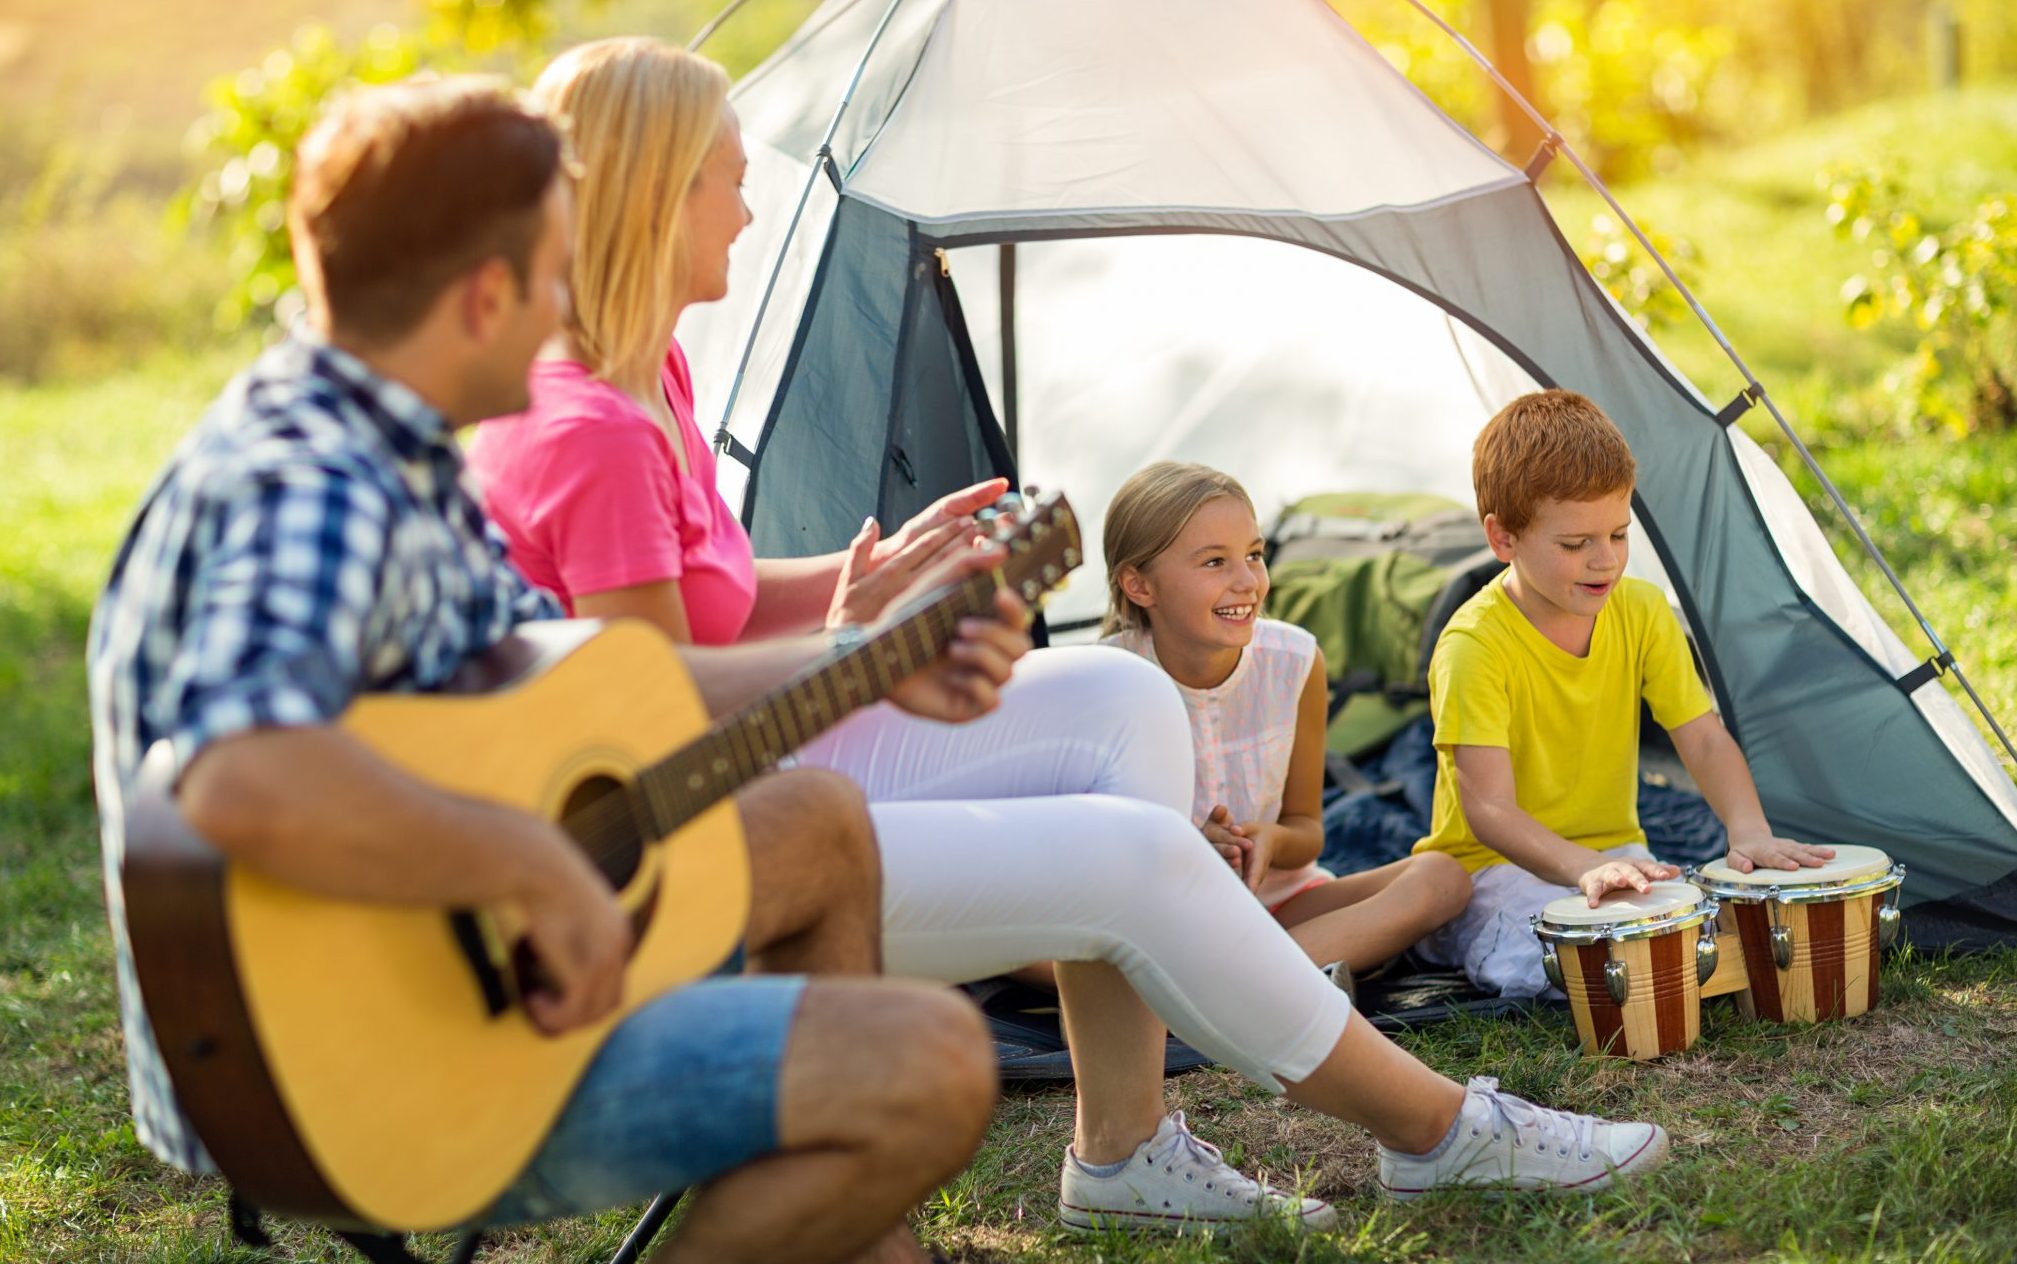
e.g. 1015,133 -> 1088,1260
977,716 -> 1731,1080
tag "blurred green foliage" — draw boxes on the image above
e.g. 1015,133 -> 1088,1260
1576,211 -> 1702,332
174,0 -> 814,332
176,26 -> 429,332
1336,0 -> 2017,182
1830,169 -> 2017,436
176,0 -> 563,331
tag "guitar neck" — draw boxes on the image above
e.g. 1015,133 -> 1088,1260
625,569 -> 998,837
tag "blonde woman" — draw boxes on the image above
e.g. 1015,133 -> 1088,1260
473,36 -> 1671,1242
1100,462 -> 1471,985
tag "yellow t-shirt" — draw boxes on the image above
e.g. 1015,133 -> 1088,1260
1413,573 -> 1714,874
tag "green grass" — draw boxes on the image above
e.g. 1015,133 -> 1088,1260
932,949 -> 2017,1263
3,74 -> 2016,1264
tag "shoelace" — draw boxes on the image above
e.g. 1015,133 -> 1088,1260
1148,1112 -> 1267,1201
1468,1077 -> 1597,1161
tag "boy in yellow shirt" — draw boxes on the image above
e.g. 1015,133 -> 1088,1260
1415,389 -> 1834,997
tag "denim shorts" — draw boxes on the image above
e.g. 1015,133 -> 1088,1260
479,974 -> 807,1227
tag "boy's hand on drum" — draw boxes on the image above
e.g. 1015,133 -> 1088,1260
1724,830 -> 1835,874
1201,805 -> 1250,873
1577,857 -> 1682,907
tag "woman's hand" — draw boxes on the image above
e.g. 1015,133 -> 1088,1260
874,479 -> 1011,568
828,515 -> 973,628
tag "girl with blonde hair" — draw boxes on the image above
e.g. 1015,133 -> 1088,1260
1102,462 -> 1472,987
472,37 -> 1670,1252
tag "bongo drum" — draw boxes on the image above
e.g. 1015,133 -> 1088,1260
1691,844 -> 1904,1024
1531,882 -> 1721,1060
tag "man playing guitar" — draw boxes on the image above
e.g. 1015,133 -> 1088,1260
88,78 -> 1028,1264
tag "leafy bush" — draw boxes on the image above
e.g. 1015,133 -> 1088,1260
1829,168 -> 2017,436
1576,210 -> 1703,333
176,0 -> 555,331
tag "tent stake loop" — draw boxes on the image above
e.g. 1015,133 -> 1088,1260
1714,383 -> 1764,428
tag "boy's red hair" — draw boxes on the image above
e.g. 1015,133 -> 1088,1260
1472,389 -> 1637,533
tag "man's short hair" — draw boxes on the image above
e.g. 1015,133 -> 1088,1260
289,77 -> 565,344
1472,389 -> 1638,533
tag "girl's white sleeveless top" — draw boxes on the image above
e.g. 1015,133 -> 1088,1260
1105,619 -> 1330,907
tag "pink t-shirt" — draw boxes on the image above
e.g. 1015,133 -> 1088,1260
469,342 -> 758,646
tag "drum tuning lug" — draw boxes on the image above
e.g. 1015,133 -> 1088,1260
1876,903 -> 1903,949
1770,924 -> 1794,971
1878,867 -> 1906,950
1603,959 -> 1630,1007
1695,932 -> 1720,986
1538,938 -> 1564,991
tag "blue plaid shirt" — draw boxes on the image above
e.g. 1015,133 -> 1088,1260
87,338 -> 561,1172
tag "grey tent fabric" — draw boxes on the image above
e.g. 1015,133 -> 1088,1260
745,198 -> 1014,556
685,0 -> 2017,947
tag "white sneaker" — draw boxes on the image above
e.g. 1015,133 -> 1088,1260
1058,1111 -> 1337,1236
1378,1076 -> 1668,1199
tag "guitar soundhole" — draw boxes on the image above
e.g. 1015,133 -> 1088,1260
561,775 -> 644,889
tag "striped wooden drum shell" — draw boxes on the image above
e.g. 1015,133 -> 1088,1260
1533,883 -> 1719,1061
1693,845 -> 1905,1025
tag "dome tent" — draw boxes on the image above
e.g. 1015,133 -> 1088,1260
677,0 -> 2017,947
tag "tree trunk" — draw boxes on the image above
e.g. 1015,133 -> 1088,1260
1485,0 -> 1546,162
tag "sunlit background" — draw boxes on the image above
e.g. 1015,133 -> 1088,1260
3,4 -> 2016,1260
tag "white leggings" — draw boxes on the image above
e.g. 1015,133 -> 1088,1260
792,645 -> 1350,1090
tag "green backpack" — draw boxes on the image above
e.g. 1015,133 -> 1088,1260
1263,492 -> 1504,759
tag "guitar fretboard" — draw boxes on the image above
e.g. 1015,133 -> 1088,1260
625,570 -> 996,838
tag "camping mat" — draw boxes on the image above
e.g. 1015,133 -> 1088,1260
969,964 -> 1552,1082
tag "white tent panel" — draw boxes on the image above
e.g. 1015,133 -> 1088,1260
849,0 -> 1520,224
728,0 -> 948,173
948,232 -> 1671,633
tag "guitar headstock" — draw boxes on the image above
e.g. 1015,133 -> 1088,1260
975,487 -> 1081,609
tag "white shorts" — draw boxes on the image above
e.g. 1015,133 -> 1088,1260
1418,844 -> 1656,998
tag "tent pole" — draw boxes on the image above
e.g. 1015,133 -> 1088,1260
1397,0 -> 2017,768
999,242 -> 1019,466
685,0 -> 755,51
714,0 -> 913,456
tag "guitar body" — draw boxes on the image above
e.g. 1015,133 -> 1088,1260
125,620 -> 750,1231
123,489 -> 1082,1236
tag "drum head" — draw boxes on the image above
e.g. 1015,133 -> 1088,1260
1696,843 -> 1891,889
1539,881 -> 1703,928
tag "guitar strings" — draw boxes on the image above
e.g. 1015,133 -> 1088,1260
538,536 -> 1047,875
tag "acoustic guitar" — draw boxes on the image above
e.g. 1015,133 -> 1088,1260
122,491 -> 1081,1232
